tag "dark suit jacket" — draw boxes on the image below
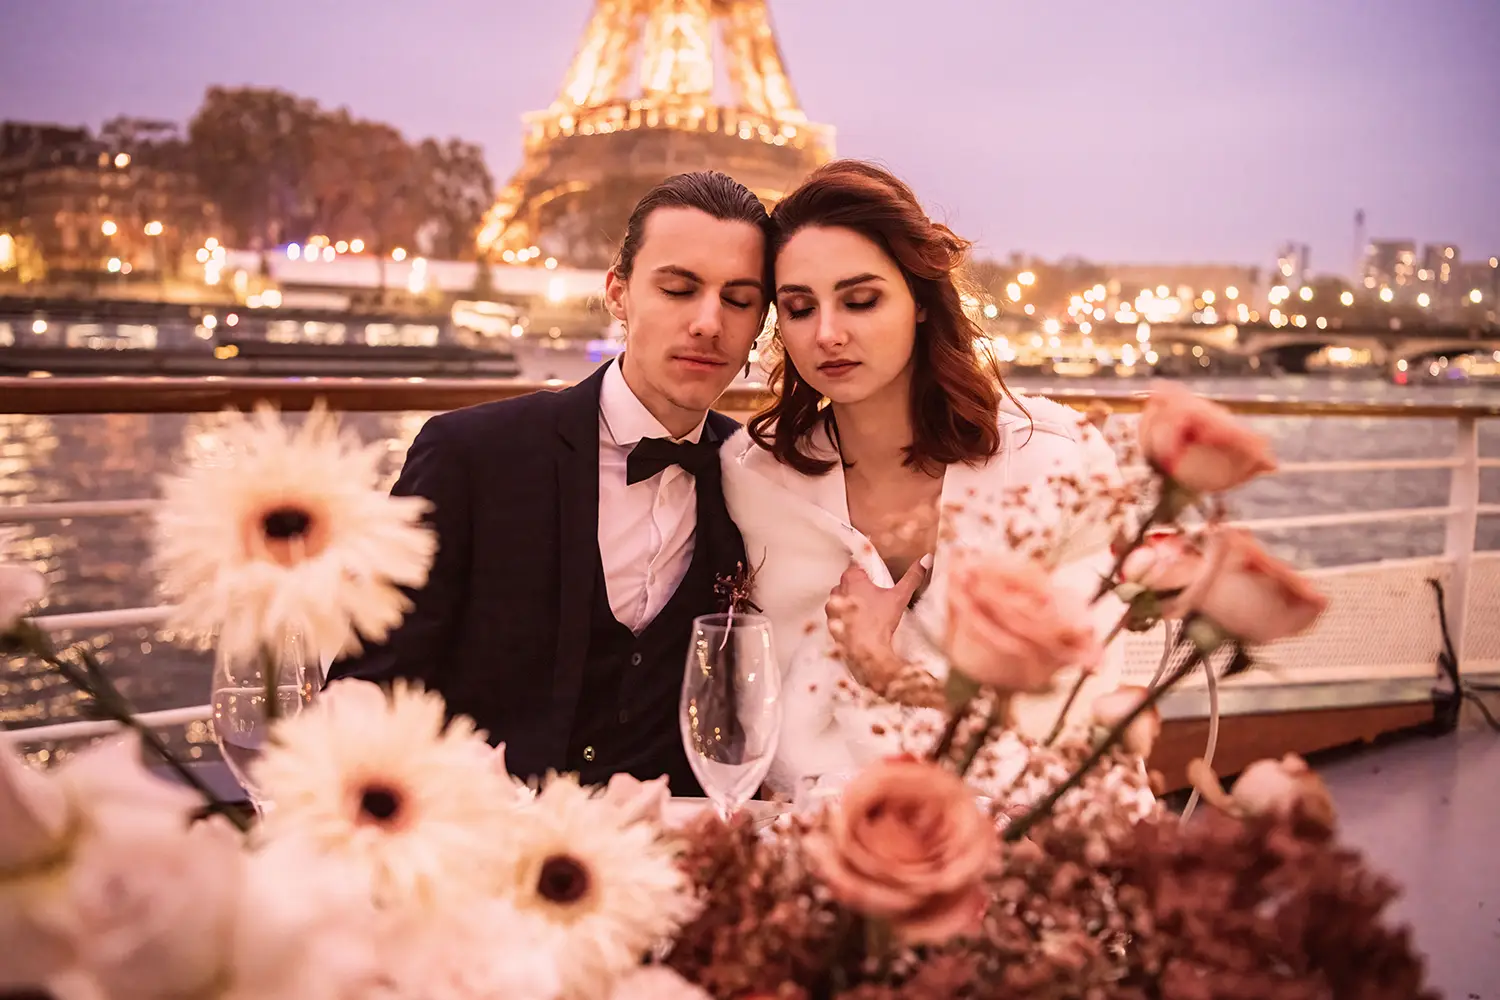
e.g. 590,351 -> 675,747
327,362 -> 744,780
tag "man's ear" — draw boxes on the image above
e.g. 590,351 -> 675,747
604,269 -> 628,323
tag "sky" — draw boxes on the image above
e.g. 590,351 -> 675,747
2,0 -> 1497,271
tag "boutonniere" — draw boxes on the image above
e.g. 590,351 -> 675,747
714,557 -> 763,615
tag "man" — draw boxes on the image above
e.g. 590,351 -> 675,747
328,171 -> 771,795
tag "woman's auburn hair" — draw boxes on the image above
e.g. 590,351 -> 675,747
748,159 -> 1022,476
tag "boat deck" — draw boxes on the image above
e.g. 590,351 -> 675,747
1315,722 -> 1499,998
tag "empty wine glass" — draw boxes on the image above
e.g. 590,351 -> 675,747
680,613 -> 781,822
210,626 -> 321,813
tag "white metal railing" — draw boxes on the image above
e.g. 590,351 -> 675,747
2,396 -> 1497,746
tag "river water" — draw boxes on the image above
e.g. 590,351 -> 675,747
2,372 -> 1498,747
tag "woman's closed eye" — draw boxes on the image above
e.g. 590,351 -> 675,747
844,293 -> 879,312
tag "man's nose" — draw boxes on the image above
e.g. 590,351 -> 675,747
687,296 -> 723,338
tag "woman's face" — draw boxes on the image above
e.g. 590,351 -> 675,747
773,225 -> 925,406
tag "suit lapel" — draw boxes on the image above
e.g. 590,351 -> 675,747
549,364 -> 608,756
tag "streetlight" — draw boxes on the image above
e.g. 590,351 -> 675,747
1299,286 -> 1313,301
101,220 -> 117,236
1471,289 -> 1484,304
1018,271 -> 1036,286
1417,292 -> 1431,307
1340,291 -> 1354,306
1379,287 -> 1394,303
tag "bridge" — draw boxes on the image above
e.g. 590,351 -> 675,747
1063,319 -> 1500,375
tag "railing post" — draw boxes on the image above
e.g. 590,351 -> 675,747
1443,415 -> 1480,665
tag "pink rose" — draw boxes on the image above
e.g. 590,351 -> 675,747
1120,530 -> 1204,595
1168,529 -> 1327,645
1089,685 -> 1162,760
1232,754 -> 1335,828
945,554 -> 1100,693
803,757 -> 993,944
1137,383 -> 1276,493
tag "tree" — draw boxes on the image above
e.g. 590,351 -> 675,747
187,86 -> 321,248
418,138 -> 495,260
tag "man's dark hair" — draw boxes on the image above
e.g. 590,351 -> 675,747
612,170 -> 773,280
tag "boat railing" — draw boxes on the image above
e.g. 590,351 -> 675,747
2,377 -> 1497,748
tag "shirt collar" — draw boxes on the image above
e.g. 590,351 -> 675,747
599,356 -> 707,447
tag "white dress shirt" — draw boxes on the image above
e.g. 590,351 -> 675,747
597,359 -> 705,633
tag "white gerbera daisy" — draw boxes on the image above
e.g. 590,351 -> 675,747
500,775 -> 698,1000
152,401 -> 436,663
252,680 -> 515,909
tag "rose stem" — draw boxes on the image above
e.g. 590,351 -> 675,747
16,622 -> 251,833
1041,609 -> 1133,747
1003,645 -> 1205,844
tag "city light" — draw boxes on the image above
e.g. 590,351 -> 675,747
114,153 -> 130,168
1202,290 -> 1215,304
1156,285 -> 1168,298
1225,286 -> 1239,300
1299,286 -> 1313,301
106,257 -> 122,273
205,238 -> 219,251
546,276 -> 567,303
408,257 -> 429,294
1379,287 -> 1394,303
982,303 -> 998,318
1340,291 -> 1354,306
545,256 -> 559,269
143,221 -> 164,236
335,240 -> 349,254
0,233 -> 13,271
350,239 -> 365,253
1043,318 -> 1061,336
503,250 -> 517,263
1005,282 -> 1021,301
1017,271 -> 1036,286
287,244 -> 301,260
1316,316 -> 1328,329
32,319 -> 47,334
101,220 -> 117,236
1417,292 -> 1431,307
392,247 -> 408,261
322,246 -> 335,262
1471,289 -> 1484,304
1023,303 -> 1035,315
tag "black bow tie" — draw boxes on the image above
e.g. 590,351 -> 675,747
626,436 -> 718,485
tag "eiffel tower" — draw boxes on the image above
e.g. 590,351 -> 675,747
477,0 -> 834,269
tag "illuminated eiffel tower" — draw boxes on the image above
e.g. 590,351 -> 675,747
477,0 -> 834,269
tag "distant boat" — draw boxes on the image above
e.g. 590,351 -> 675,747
0,296 -> 523,379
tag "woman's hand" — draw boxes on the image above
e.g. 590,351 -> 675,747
825,556 -> 935,702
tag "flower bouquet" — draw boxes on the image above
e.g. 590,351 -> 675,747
0,388 -> 1437,999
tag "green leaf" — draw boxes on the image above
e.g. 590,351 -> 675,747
945,669 -> 981,710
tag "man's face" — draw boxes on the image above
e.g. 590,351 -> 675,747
604,207 -> 767,434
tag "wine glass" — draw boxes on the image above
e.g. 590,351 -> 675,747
680,613 -> 781,822
210,626 -> 321,813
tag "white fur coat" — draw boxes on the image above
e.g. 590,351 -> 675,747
719,394 -> 1128,799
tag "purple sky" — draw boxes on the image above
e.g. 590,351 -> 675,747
3,0 -> 1497,270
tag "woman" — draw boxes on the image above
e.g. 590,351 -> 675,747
720,160 -> 1128,800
